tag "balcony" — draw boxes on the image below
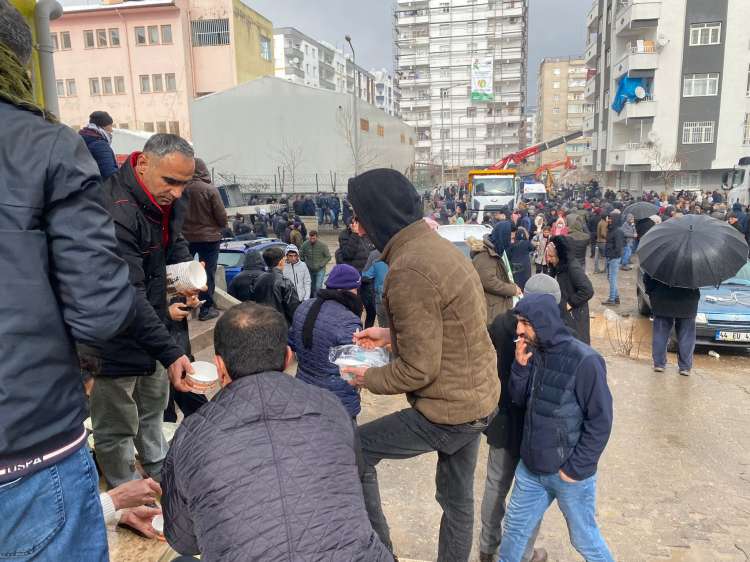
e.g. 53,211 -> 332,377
615,1 -> 661,37
583,114 -> 595,132
613,44 -> 658,78
416,138 -> 431,148
610,143 -> 652,167
586,0 -> 600,32
611,97 -> 656,123
584,75 -> 597,99
581,152 -> 594,167
584,36 -> 598,66
397,12 -> 429,25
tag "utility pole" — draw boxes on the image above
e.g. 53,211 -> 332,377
345,35 -> 359,176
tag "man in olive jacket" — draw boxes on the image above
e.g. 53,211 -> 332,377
345,169 -> 499,562
300,230 -> 331,296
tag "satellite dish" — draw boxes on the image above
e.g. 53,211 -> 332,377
634,86 -> 647,99
647,131 -> 660,144
656,35 -> 669,49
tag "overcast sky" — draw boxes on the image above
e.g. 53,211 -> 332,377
248,0 -> 591,108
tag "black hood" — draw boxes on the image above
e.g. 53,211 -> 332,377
549,235 -> 574,269
242,251 -> 266,272
347,169 -> 423,251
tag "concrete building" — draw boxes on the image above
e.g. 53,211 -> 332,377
372,68 -> 401,117
536,57 -> 593,168
525,106 -> 537,145
50,0 -> 274,139
273,27 -> 376,105
584,0 -> 750,193
395,0 -> 528,178
191,77 -> 415,192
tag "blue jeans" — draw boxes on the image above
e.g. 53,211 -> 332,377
310,269 -> 326,297
499,461 -> 614,562
652,316 -> 696,371
607,258 -> 620,301
0,446 -> 108,561
621,240 -> 633,266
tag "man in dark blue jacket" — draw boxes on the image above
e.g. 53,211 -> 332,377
79,110 -> 118,178
499,294 -> 614,562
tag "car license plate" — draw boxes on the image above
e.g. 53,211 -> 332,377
715,330 -> 750,342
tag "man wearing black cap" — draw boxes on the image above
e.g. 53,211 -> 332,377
79,110 -> 118,178
344,169 -> 499,562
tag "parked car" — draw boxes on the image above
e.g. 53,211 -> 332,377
437,224 -> 492,257
637,261 -> 750,349
218,238 -> 286,286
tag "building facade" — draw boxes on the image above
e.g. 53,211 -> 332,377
273,27 -> 376,105
584,0 -> 750,193
50,0 -> 274,139
536,57 -> 593,168
525,106 -> 537,145
372,68 -> 401,117
395,0 -> 528,177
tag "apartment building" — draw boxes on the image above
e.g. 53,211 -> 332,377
584,0 -> 750,193
372,68 -> 401,117
525,106 -> 537,145
50,0 -> 274,139
273,27 -> 376,105
395,0 -> 528,176
536,57 -> 593,168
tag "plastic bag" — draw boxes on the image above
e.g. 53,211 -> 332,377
329,344 -> 391,381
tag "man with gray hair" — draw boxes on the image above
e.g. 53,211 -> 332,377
91,133 -> 201,489
478,274 -> 564,562
0,3 -> 136,559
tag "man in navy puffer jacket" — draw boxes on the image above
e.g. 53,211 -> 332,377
289,264 -> 363,418
499,293 -> 614,562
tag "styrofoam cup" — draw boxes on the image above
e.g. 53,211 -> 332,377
166,261 -> 207,293
151,514 -> 164,535
188,361 -> 218,391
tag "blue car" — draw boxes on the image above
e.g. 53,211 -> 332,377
638,261 -> 750,349
218,238 -> 287,286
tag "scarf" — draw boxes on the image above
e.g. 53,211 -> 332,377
85,122 -> 112,144
302,289 -> 364,350
0,43 -> 57,123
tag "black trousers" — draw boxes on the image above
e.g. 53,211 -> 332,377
360,281 -> 377,329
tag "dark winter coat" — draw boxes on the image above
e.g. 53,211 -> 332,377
289,298 -> 362,417
0,101 -> 135,483
253,268 -> 301,325
604,213 -> 625,259
644,273 -> 700,319
96,154 -> 191,376
79,127 -> 118,178
511,294 -> 613,480
227,252 -> 266,302
550,236 -> 595,344
508,233 -> 533,290
162,372 -> 392,562
337,228 -> 369,271
567,214 -> 590,268
182,158 -> 227,243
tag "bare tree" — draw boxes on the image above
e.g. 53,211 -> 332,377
336,101 -> 381,173
272,135 -> 305,191
647,144 -> 684,193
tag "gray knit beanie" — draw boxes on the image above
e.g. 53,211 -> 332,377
524,274 -> 561,304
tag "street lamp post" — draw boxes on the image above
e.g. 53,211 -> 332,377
345,35 -> 359,176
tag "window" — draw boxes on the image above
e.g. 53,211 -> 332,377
467,107 -> 477,118
66,79 -> 76,97
552,107 -> 560,114
683,73 -> 719,97
689,23 -> 721,46
409,137 -> 414,146
439,24 -> 449,36
676,172 -> 702,190
96,29 -> 107,47
439,44 -> 449,53
440,2 -> 450,13
147,25 -> 159,45
441,108 -> 450,120
105,28 -> 120,48
161,25 -> 172,44
360,118 -> 369,132
682,120 -> 714,144
119,123 -> 129,129
55,79 -> 64,97
553,94 -> 560,102
89,77 -> 100,95
84,30 -> 95,49
466,148 -> 476,161
467,42 -> 477,53
135,27 -> 146,45
400,133 -> 406,144
156,121 -> 168,133
50,33 -> 59,51
377,125 -> 384,137
191,19 -> 230,46
260,35 -> 271,60
467,127 -> 476,138
61,31 -> 71,50
440,67 -> 450,79
102,76 -> 113,95
744,114 -> 750,146
169,121 -> 180,135
552,81 -> 560,89
552,68 -> 561,76
143,122 -> 155,132
139,74 -> 151,93
165,73 -> 177,91
152,74 -> 163,92
115,76 -> 125,94
747,64 -> 750,97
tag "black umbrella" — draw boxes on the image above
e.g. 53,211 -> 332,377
636,215 -> 748,288
623,201 -> 659,221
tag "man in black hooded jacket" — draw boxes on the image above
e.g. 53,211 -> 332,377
602,212 -> 625,306
253,246 -> 300,325
228,251 -> 267,302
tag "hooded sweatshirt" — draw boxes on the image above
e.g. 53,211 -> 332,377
227,251 -> 266,302
510,294 -> 613,480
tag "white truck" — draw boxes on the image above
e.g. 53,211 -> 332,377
522,182 -> 548,202
723,157 -> 750,207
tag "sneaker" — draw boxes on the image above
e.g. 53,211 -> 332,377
531,549 -> 549,562
198,308 -> 220,321
653,366 -> 665,373
679,369 -> 691,377
479,553 -> 495,562
615,298 -> 621,304
601,300 -> 618,306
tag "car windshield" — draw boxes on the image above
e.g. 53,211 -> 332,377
218,251 -> 244,268
723,262 -> 750,286
474,176 -> 515,196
